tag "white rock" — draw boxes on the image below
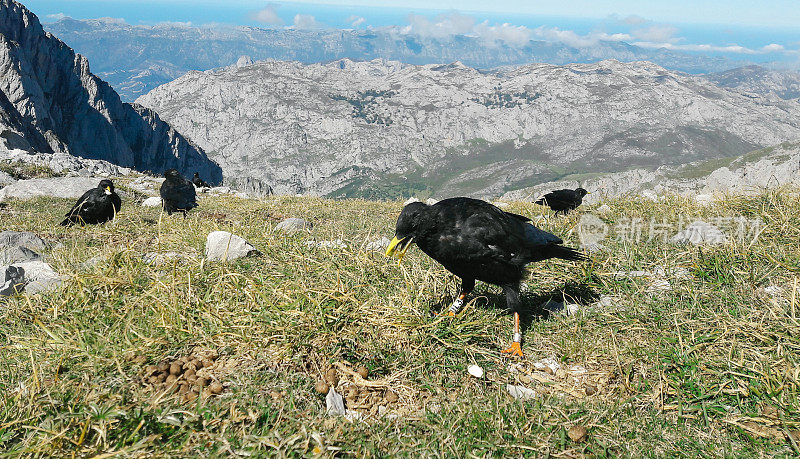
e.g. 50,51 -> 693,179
492,201 -> 509,208
365,236 -> 391,252
403,197 -> 420,206
648,278 -> 672,292
593,295 -> 618,309
564,303 -> 581,315
425,198 -> 438,205
533,357 -> 561,374
506,384 -> 536,400
671,220 -> 728,245
205,231 -> 259,261
141,196 -> 162,207
275,217 -> 312,233
467,364 -> 484,379
694,194 -> 714,206
0,171 -> 14,187
596,204 -> 612,214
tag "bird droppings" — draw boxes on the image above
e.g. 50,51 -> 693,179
141,349 -> 222,403
670,220 -> 728,245
568,425 -> 588,443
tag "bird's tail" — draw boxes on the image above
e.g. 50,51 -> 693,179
549,244 -> 587,262
59,217 -> 73,227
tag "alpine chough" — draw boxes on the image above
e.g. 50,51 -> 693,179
385,197 -> 585,357
60,179 -> 121,226
160,169 -> 198,216
534,188 -> 588,215
192,172 -> 209,188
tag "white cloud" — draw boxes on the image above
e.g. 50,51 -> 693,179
45,13 -> 67,21
621,14 -> 648,26
632,41 -> 758,54
347,15 -> 366,27
250,5 -> 283,25
293,14 -> 321,29
631,24 -> 678,43
400,12 -> 531,46
762,43 -> 785,52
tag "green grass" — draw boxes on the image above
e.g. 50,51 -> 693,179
1,183 -> 799,456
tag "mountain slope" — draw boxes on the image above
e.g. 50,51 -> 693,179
137,58 -> 800,198
0,1 -> 222,183
47,18 -> 739,101
705,65 -> 800,100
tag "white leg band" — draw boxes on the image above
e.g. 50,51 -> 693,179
449,298 -> 464,314
513,333 -> 522,343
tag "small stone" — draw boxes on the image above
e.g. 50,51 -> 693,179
568,425 -> 588,443
585,385 -> 597,396
506,384 -> 536,400
166,374 -> 177,385
144,365 -> 158,376
157,363 -> 170,373
141,196 -> 162,207
467,364 -> 484,379
169,363 -> 182,375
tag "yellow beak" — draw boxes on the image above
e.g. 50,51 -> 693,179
385,236 -> 413,264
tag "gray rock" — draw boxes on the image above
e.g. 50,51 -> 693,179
671,220 -> 728,245
10,260 -> 61,294
275,217 -> 312,234
0,245 -> 40,265
205,231 -> 259,261
141,196 -> 162,207
0,170 -> 13,187
0,230 -> 48,253
0,177 -> 101,200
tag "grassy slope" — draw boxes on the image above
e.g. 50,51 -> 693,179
1,183 -> 799,456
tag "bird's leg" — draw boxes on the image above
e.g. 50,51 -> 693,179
443,278 -> 475,317
501,284 -> 524,358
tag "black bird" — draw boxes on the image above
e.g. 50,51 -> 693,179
60,179 -> 122,226
160,169 -> 198,216
535,188 -> 589,215
192,172 -> 209,188
385,197 -> 585,357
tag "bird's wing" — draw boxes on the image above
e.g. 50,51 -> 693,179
64,189 -> 97,217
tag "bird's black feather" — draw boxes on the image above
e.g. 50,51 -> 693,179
160,169 -> 198,216
534,188 -> 587,215
60,179 -> 121,226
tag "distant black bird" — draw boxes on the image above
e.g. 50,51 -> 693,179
60,179 -> 122,226
160,169 -> 198,216
192,172 -> 209,188
386,197 -> 585,357
535,188 -> 588,215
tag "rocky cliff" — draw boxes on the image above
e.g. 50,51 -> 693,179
137,58 -> 800,198
0,0 -> 222,183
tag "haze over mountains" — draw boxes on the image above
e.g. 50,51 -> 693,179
46,18 -> 741,101
137,58 -> 800,198
0,0 -> 222,182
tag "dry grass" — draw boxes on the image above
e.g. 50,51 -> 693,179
0,183 -> 799,456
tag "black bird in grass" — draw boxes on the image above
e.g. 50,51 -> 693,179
535,188 -> 588,215
160,169 -> 198,216
386,197 -> 585,357
60,179 -> 121,226
192,172 -> 209,188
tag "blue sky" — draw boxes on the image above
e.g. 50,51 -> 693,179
24,0 -> 800,64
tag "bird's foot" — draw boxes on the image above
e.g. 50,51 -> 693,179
438,310 -> 456,317
501,342 -> 524,358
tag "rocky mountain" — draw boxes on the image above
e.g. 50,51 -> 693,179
705,65 -> 800,100
137,58 -> 800,199
502,141 -> 800,203
46,18 -> 739,101
0,1 -> 222,183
